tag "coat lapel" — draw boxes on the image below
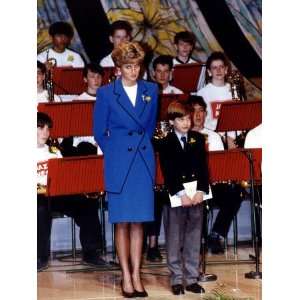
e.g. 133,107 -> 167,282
113,79 -> 144,128
135,80 -> 148,117
170,131 -> 184,153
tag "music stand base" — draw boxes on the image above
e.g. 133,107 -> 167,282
245,271 -> 262,279
199,273 -> 217,282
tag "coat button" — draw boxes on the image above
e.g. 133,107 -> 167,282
128,147 -> 133,152
142,145 -> 146,150
128,131 -> 133,136
138,130 -> 143,135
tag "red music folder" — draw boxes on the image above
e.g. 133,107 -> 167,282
172,63 -> 204,93
37,101 -> 95,138
208,149 -> 262,183
52,67 -> 86,95
216,100 -> 262,132
47,155 -> 104,197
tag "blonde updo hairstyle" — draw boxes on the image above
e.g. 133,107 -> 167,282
111,41 -> 145,67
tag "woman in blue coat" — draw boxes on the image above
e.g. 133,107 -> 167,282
94,41 -> 158,298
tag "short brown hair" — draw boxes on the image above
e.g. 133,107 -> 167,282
111,42 -> 145,67
167,101 -> 192,120
174,31 -> 196,47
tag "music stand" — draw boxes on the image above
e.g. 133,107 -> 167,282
47,155 -> 107,262
52,67 -> 86,95
172,63 -> 204,93
38,101 -> 95,138
216,99 -> 262,132
208,149 -> 262,279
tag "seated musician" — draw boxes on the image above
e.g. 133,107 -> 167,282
189,95 -> 243,254
37,21 -> 85,68
152,55 -> 183,94
37,60 -> 61,103
72,63 -> 104,155
173,31 -> 198,66
99,20 -> 148,81
37,112 -> 105,272
76,63 -> 104,100
196,51 -> 237,149
99,20 -> 132,67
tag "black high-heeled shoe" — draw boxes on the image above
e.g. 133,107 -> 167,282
120,280 -> 136,298
134,289 -> 148,297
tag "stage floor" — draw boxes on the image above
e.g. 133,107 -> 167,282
38,246 -> 261,300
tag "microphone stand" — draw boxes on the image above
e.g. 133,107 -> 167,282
244,150 -> 262,279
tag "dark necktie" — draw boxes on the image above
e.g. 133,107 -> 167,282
181,136 -> 187,150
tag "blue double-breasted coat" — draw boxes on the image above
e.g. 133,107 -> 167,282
93,78 -> 158,223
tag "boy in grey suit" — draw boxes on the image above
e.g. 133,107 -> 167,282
158,101 -> 209,295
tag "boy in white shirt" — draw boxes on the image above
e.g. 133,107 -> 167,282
73,63 -> 104,154
152,55 -> 183,94
76,63 -> 104,100
197,51 -> 238,149
173,31 -> 198,66
37,21 -> 85,68
100,20 -> 132,67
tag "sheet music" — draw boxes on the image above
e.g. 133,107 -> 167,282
169,181 -> 213,208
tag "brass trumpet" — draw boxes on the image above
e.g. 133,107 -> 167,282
228,70 -> 245,101
45,57 -> 57,102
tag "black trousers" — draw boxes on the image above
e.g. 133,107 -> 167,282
37,194 -> 102,260
209,183 -> 243,238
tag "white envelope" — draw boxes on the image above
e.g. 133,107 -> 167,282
169,181 -> 213,208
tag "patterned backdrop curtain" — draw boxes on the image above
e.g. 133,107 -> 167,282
37,0 -> 88,61
37,0 -> 261,98
225,0 -> 262,58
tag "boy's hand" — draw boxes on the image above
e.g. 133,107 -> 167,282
227,136 -> 238,149
192,192 -> 204,205
181,194 -> 193,207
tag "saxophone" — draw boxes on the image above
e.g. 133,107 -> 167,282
228,70 -> 247,147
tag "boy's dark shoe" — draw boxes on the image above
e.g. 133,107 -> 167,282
147,247 -> 163,262
171,284 -> 185,295
37,258 -> 49,272
208,235 -> 224,254
82,253 -> 106,267
185,283 -> 205,293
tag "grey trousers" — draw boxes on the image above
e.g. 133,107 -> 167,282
163,203 -> 203,285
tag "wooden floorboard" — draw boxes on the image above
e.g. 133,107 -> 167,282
38,247 -> 261,300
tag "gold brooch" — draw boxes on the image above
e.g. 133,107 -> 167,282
67,55 -> 74,62
189,138 -> 196,144
142,95 -> 151,103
